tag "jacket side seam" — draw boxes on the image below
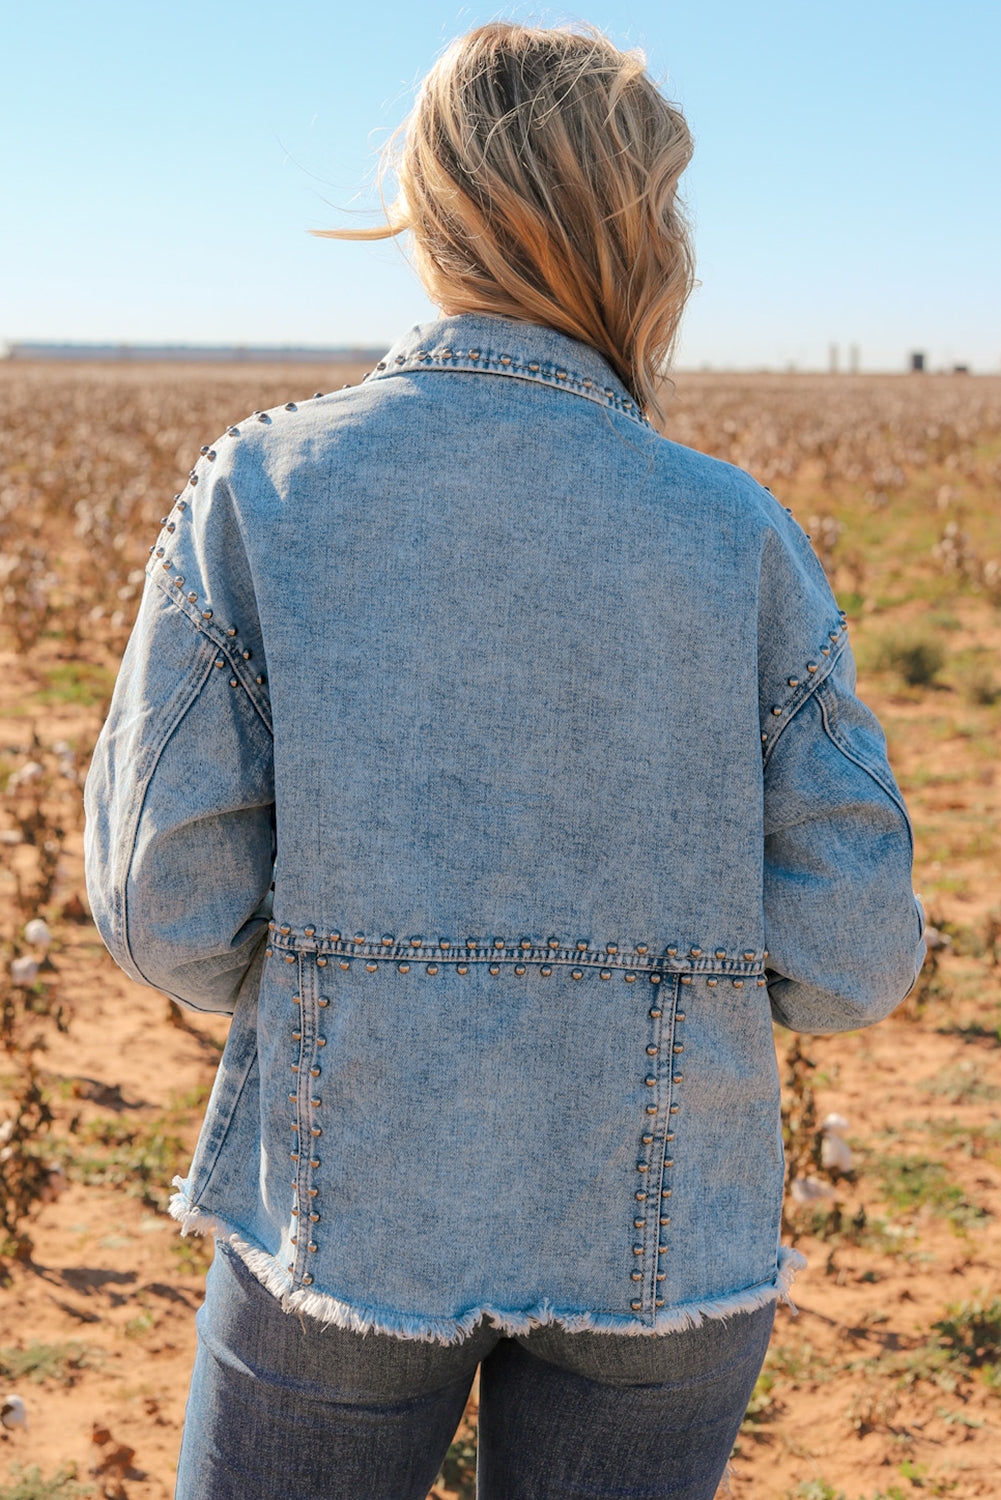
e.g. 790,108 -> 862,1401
115,639 -> 218,990
816,685 -> 916,860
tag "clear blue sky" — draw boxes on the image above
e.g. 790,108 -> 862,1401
4,0 -> 999,370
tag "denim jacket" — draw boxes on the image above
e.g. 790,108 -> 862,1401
84,312 -> 925,1341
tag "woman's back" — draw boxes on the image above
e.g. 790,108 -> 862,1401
85,309 -> 923,1339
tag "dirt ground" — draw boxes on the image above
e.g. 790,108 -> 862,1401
0,364 -> 998,1500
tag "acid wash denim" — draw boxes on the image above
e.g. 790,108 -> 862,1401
84,311 -> 926,1343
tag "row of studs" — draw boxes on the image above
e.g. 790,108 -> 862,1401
267,925 -> 767,965
267,947 -> 767,987
287,986 -> 329,1286
147,445 -> 270,693
630,980 -> 686,1312
760,610 -> 849,747
368,348 -> 650,426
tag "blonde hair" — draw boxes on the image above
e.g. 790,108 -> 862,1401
314,22 -> 694,422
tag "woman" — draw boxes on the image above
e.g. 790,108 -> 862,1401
84,22 -> 925,1500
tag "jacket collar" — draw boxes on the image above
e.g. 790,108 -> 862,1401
367,312 -> 650,429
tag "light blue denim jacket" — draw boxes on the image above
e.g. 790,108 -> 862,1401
84,313 -> 925,1341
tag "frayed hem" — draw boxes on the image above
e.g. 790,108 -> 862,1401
169,1182 -> 808,1344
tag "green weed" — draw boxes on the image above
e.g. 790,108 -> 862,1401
870,1153 -> 987,1231
0,1464 -> 93,1500
872,634 -> 945,687
61,1089 -> 207,1212
0,1341 -> 98,1386
33,663 -> 116,709
919,1063 -> 1001,1105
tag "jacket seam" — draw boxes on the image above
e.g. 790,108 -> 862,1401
761,629 -> 848,770
816,685 -> 916,860
145,565 -> 273,737
117,638 -> 219,990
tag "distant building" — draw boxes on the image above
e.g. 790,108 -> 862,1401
2,341 -> 385,364
910,351 -> 926,372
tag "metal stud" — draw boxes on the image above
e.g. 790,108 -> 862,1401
673,1044 -> 684,1054
410,936 -> 423,948
788,677 -> 799,687
771,706 -> 782,716
631,1299 -> 642,1311
202,609 -> 213,620
229,677 -> 238,687
366,962 -> 377,973
226,627 -> 237,637
576,941 -> 589,951
636,1162 -> 649,1172
187,591 -> 197,603
520,938 -> 532,950
645,1076 -> 657,1087
548,937 -> 560,949
645,1106 -> 657,1115
317,997 -> 329,1007
635,1190 -> 647,1201
493,937 -> 505,949
707,978 -> 718,988
632,1244 -> 644,1255
457,964 -> 468,975
177,500 -> 187,510
743,951 -> 755,960
488,964 -> 500,976
680,975 -> 692,985
807,662 -> 818,673
426,964 -> 439,976
540,965 -> 552,977
316,956 -> 327,967
514,965 -> 526,976
649,1008 -> 662,1018
732,979 -> 744,989
676,1013 -> 685,1022
666,947 -> 678,957
302,1274 -> 313,1285
571,969 -> 583,980
646,1045 -> 658,1056
600,970 -> 611,980
398,962 -> 410,973
690,947 -> 702,957
285,402 -> 297,411
715,950 -> 726,959
634,1218 -> 646,1228
310,1157 -> 319,1168
625,973 -> 636,983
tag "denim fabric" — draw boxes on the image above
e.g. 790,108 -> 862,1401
175,1240 -> 774,1499
84,311 -> 925,1341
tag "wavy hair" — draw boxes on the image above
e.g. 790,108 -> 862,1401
314,22 -> 695,423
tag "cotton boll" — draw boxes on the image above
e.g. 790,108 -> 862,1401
9,957 -> 38,987
0,1395 -> 27,1430
23,919 -> 52,949
821,1132 -> 854,1174
6,762 -> 43,791
790,1176 -> 836,1203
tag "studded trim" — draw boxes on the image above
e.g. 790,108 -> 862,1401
759,611 -> 850,765
264,926 -> 767,978
365,343 -> 650,428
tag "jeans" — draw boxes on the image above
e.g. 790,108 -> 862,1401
175,1241 -> 774,1500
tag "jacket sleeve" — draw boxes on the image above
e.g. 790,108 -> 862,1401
757,507 -> 925,1033
83,443 -> 275,1015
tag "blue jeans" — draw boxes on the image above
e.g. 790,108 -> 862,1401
175,1242 -> 774,1500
